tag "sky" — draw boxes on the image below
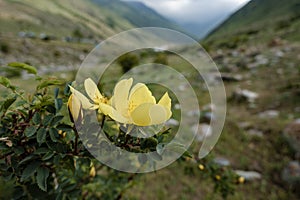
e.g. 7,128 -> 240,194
124,0 -> 251,38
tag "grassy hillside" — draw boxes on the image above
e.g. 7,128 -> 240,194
206,0 -> 300,42
92,0 -> 182,31
0,0 -> 137,39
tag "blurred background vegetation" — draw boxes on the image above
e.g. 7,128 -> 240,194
0,0 -> 300,199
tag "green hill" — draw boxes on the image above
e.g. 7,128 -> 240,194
206,0 -> 300,42
92,0 -> 182,31
0,0 -> 181,40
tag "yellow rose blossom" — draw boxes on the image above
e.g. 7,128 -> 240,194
198,164 -> 205,170
69,78 -> 112,115
67,94 -> 83,122
108,78 -> 172,126
69,78 -> 172,127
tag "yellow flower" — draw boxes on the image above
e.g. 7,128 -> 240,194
89,166 -> 96,177
238,176 -> 245,184
69,78 -> 111,115
67,94 -> 83,122
198,164 -> 205,170
69,78 -> 172,127
108,78 -> 172,126
215,175 -> 221,180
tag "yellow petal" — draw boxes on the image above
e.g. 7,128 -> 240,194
108,107 -> 130,124
158,92 -> 172,119
84,78 -> 102,101
112,78 -> 133,117
70,86 -> 94,109
128,84 -> 156,113
130,103 -> 153,126
149,104 -> 168,125
68,94 -> 82,121
98,103 -> 112,115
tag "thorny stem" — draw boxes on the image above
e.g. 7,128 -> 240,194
73,125 -> 79,155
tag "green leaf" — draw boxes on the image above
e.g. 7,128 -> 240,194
36,167 -> 50,192
32,112 -> 41,125
19,155 -> 35,165
42,151 -> 54,161
56,124 -> 73,132
42,114 -> 54,126
37,79 -> 64,90
24,126 -> 38,137
8,62 -> 37,75
54,99 -> 63,111
0,76 -> 15,90
21,161 -> 41,181
54,88 -> 59,99
0,97 -> 17,113
49,128 -> 59,142
50,116 -> 64,126
34,148 -> 49,155
37,128 -> 47,145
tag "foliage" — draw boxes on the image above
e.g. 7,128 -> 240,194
0,63 -> 239,199
117,53 -> 139,73
153,53 -> 168,65
0,43 -> 10,54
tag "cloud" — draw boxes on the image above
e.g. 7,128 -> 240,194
125,0 -> 250,23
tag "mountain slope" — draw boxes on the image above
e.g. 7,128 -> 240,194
0,0 -> 137,39
91,0 -> 183,31
206,0 -> 300,41
0,0 -> 182,40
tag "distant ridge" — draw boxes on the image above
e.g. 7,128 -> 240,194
206,0 -> 300,40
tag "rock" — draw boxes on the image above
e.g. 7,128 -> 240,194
281,161 -> 300,195
187,110 -> 200,117
178,84 -> 187,91
165,119 -> 179,126
174,104 -> 181,110
247,129 -> 264,137
238,122 -> 252,129
268,37 -> 284,47
283,119 -> 300,158
213,157 -> 231,167
200,112 -> 215,123
231,89 -> 259,103
202,104 -> 216,112
258,110 -> 279,119
192,124 -> 212,142
217,73 -> 243,82
235,170 -> 262,181
275,50 -> 284,58
248,54 -> 269,68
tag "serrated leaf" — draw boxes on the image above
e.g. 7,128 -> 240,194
0,97 -> 17,112
164,142 -> 188,156
42,151 -> 54,161
51,116 -> 63,126
32,112 -> 41,125
46,105 -> 56,114
37,128 -> 47,145
149,152 -> 162,161
24,126 -> 38,137
54,88 -> 59,99
0,76 -> 15,90
36,167 -> 49,192
21,161 -> 41,181
56,124 -> 73,132
54,99 -> 63,111
19,155 -> 35,165
49,128 -> 59,142
34,147 -> 49,155
37,79 -> 64,90
8,62 -> 37,75
42,114 -> 54,126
